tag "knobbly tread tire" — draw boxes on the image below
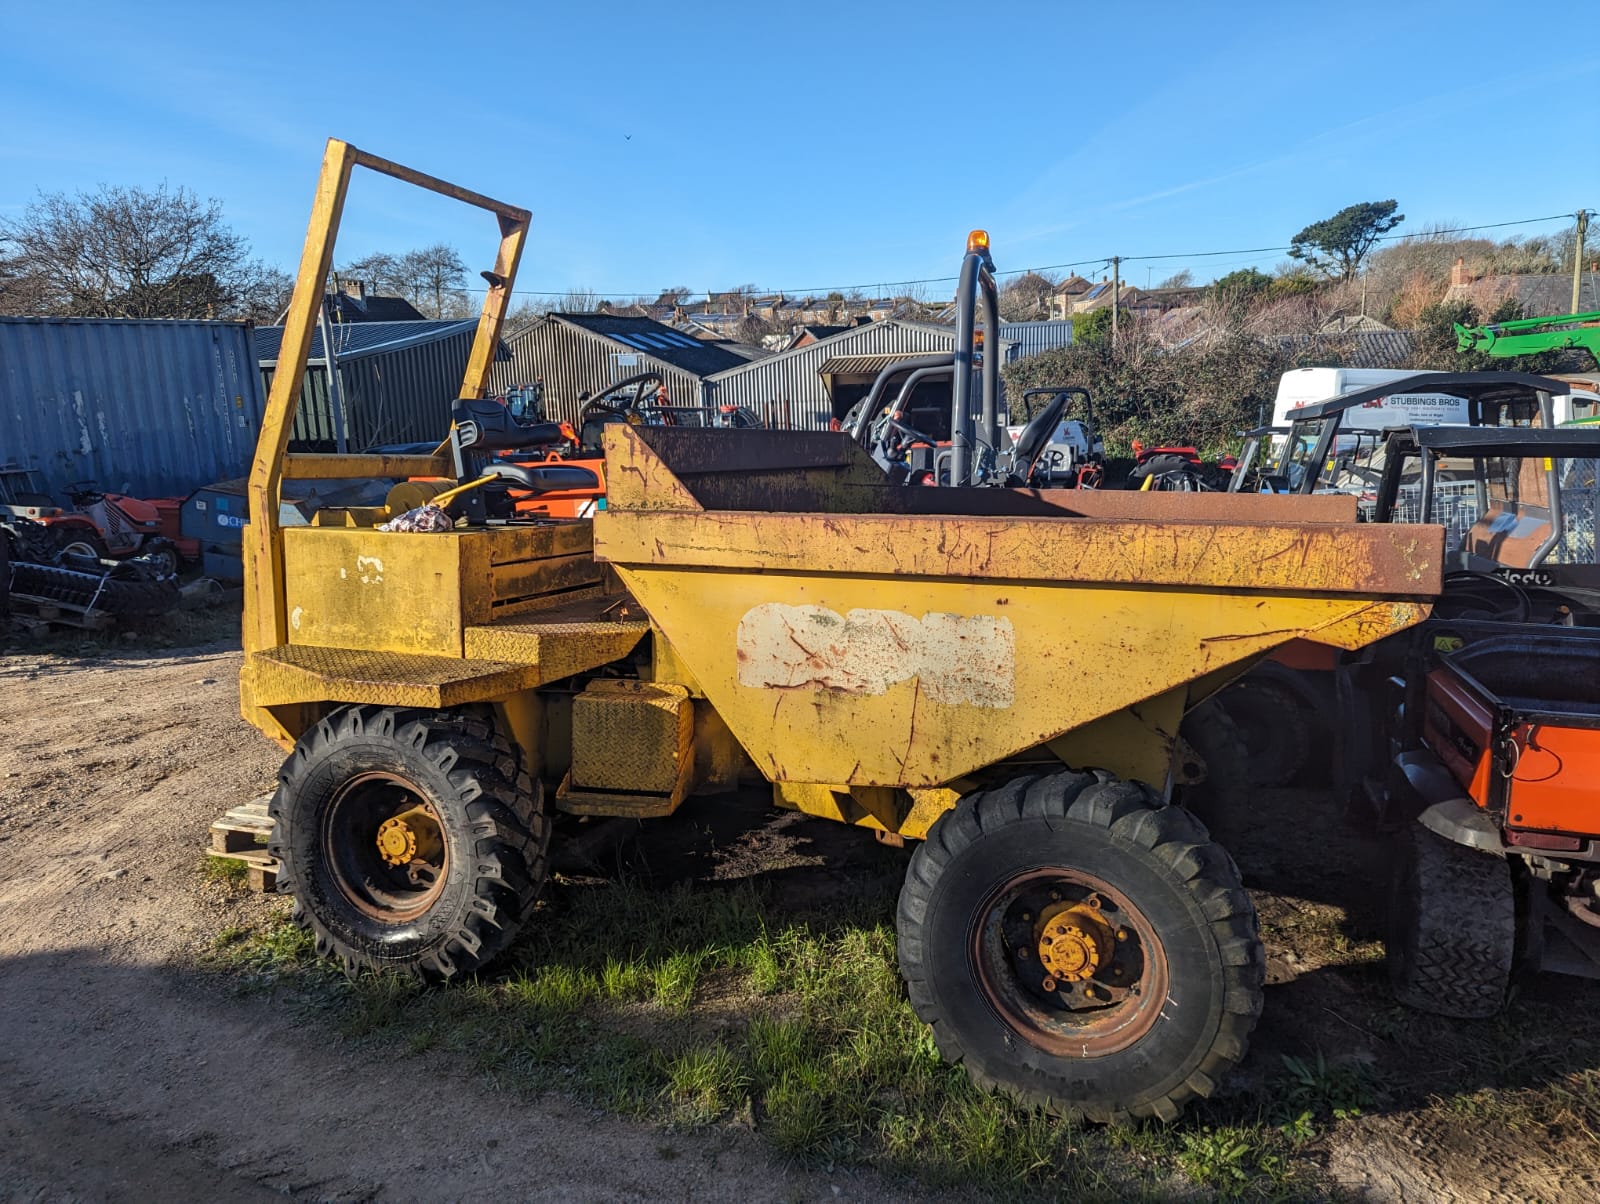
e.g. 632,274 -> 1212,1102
269,704 -> 550,981
1218,676 -> 1311,788
1176,698 -> 1251,836
898,770 -> 1264,1123
1388,824 -> 1514,1019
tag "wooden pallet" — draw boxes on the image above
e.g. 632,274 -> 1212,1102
8,591 -> 115,630
209,795 -> 278,892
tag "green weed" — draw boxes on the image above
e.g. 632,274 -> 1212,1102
1280,1051 -> 1372,1120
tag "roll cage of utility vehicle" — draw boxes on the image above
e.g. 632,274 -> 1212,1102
1230,372 -> 1566,496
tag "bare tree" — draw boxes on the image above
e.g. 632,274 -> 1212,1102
553,287 -> 601,313
0,183 -> 272,319
337,251 -> 407,296
236,263 -> 297,324
397,244 -> 468,318
1157,270 -> 1195,289
999,270 -> 1059,321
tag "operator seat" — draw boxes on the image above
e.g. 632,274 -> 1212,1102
449,398 -> 600,522
1007,391 -> 1071,486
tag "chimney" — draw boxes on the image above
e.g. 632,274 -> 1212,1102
1450,258 -> 1469,288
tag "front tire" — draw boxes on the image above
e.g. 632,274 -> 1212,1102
269,705 -> 549,979
897,771 -> 1263,1122
137,537 -> 181,578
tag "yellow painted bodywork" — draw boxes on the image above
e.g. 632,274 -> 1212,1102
239,142 -> 1445,846
592,425 -> 1441,812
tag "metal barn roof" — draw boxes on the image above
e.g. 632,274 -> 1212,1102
253,319 -> 478,364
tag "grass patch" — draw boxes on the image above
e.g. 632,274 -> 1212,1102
205,910 -> 320,981
202,872 -> 1346,1201
201,855 -> 249,886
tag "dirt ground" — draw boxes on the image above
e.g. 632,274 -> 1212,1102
0,642 -> 916,1203
2,637 -> 1598,1202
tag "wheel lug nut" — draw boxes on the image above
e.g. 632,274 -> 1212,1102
1041,977 -> 1057,991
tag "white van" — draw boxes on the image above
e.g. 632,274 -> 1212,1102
1272,368 -> 1470,438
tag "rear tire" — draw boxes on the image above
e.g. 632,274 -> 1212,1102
269,705 -> 550,979
1176,699 -> 1250,837
897,770 -> 1263,1122
52,527 -> 109,561
1387,824 -> 1514,1018
1218,676 -> 1311,788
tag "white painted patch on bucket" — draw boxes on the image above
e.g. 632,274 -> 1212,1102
736,604 -> 1015,708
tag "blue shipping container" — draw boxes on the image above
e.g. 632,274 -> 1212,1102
0,317 -> 265,502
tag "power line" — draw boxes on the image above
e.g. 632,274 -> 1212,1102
1118,212 -> 1577,265
403,210 -> 1586,303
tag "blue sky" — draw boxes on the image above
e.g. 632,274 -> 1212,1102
3,1 -> 1596,302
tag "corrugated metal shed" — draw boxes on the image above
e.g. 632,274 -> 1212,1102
998,320 -> 1075,360
0,317 -> 264,499
489,314 -> 747,426
817,354 -> 932,377
704,320 -> 1055,429
255,318 -> 478,450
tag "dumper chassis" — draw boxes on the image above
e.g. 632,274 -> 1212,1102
238,141 -> 1443,1121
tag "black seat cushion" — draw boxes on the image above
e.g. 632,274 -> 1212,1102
452,398 -> 569,454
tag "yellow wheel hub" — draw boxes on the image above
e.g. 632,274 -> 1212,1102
1035,898 -> 1116,983
376,817 -> 418,866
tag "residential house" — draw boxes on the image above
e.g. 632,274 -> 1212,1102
1445,257 -> 1600,318
1049,275 -> 1094,320
325,280 -> 429,323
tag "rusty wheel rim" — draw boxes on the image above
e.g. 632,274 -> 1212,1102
969,867 -> 1168,1058
322,772 -> 449,924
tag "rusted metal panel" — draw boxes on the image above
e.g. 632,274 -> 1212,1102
0,316 -> 264,499
610,564 -> 1430,788
597,509 -> 1442,595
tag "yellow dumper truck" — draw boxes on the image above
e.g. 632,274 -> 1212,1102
239,141 -> 1442,1121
